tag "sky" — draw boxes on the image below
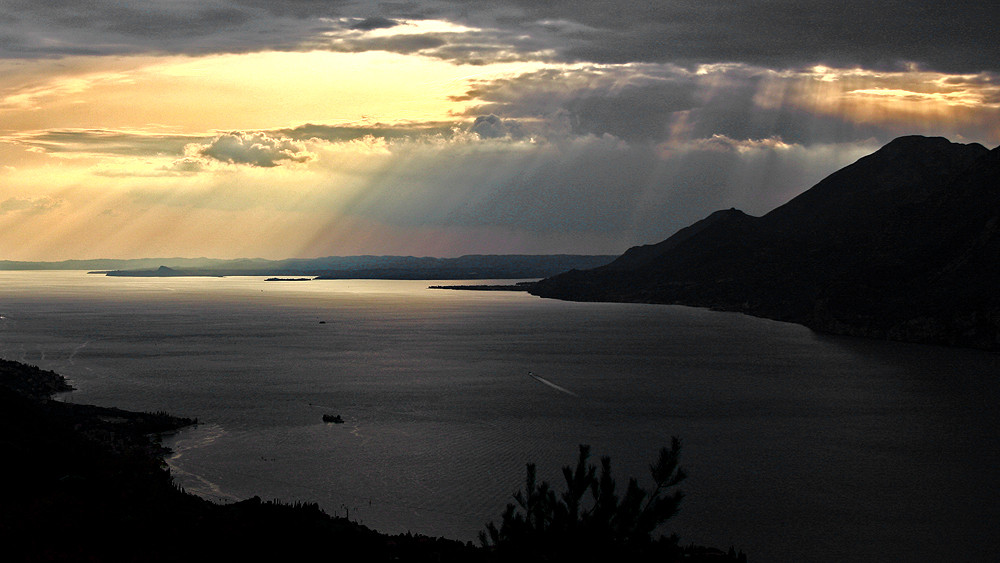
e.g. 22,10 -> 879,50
1,1 -> 998,260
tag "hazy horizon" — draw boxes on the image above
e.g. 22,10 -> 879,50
1,253 -> 621,268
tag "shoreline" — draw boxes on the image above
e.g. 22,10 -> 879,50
428,281 -> 537,291
0,358 -> 482,562
0,357 -> 740,562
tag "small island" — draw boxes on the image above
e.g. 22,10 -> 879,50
265,277 -> 313,281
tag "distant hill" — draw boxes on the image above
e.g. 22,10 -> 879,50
531,136 -> 1000,350
103,255 -> 616,279
1,255 -> 616,280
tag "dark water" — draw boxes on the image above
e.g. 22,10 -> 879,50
1,272 -> 998,562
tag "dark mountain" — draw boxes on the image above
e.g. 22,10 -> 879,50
531,136 -> 1000,350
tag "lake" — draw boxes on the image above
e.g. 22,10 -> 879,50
1,271 -> 997,562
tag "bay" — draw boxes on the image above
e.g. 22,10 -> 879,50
1,271 -> 997,562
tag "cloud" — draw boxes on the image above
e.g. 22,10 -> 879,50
350,17 -> 400,31
657,135 -> 795,155
93,156 -> 211,178
453,63 -> 1000,147
6,58 -> 996,187
193,132 -> 315,167
276,122 -> 457,143
500,1 -> 1000,73
0,196 -> 62,215
1,2 -> 996,73
313,18 -> 555,64
7,129 -> 202,157
162,157 -> 209,174
468,114 -> 525,139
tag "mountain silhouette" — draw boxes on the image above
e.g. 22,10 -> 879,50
531,136 -> 1000,350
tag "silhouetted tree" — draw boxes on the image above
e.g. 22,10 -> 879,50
480,439 -> 686,560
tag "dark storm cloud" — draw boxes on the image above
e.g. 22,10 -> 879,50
451,63 -> 1000,147
489,0 -> 1000,72
3,0 -> 252,39
1,1 -> 995,73
228,0 -> 352,18
0,0 -> 328,57
467,114 -> 525,139
350,16 -> 400,31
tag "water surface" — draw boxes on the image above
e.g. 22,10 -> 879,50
1,272 -> 997,562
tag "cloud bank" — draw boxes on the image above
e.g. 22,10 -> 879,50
1,1 -> 997,73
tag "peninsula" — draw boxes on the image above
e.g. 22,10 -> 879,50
531,136 -> 1000,350
0,358 -> 482,561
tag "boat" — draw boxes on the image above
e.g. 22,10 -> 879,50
322,414 -> 344,424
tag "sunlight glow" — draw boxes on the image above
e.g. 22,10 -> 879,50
1,47 -> 997,260
746,66 -> 1000,139
0,51 -> 520,133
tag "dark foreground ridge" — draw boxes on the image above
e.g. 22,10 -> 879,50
531,136 -> 1000,351
0,358 -> 480,562
0,359 -> 741,562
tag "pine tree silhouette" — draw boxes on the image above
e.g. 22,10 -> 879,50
480,439 -> 687,561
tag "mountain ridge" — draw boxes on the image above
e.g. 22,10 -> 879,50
531,136 -> 1000,350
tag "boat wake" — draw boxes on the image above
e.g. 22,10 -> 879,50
527,371 -> 578,397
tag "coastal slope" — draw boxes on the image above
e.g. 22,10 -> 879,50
0,359 -> 742,562
0,359 -> 480,562
531,136 -> 1000,350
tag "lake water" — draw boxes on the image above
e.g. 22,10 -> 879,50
1,271 -> 998,562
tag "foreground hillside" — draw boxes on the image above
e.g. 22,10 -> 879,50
0,359 -> 482,562
532,136 -> 1000,350
0,359 -> 739,562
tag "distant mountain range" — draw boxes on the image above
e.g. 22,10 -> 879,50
1,255 -> 616,280
531,136 -> 1000,350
